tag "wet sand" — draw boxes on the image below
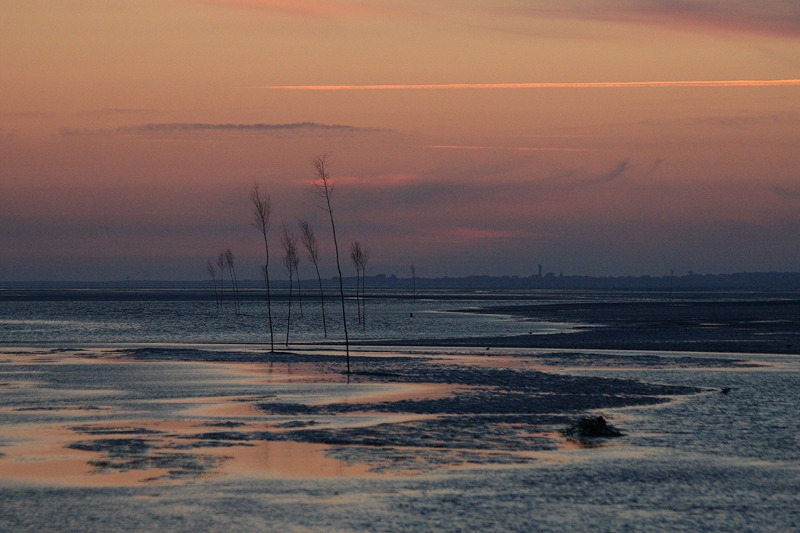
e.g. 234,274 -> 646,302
0,352 -> 498,485
1,345 -> 798,532
0,348 -> 669,486
423,297 -> 800,354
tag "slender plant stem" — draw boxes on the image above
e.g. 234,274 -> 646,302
314,263 -> 327,337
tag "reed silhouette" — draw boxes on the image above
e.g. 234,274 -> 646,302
312,154 -> 350,373
250,182 -> 275,352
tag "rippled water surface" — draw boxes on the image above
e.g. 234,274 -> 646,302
0,290 -> 578,345
1,290 -> 798,532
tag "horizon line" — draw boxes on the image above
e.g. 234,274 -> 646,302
251,79 -> 800,90
2,271 -> 799,285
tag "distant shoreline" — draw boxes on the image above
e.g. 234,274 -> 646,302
2,271 -> 800,291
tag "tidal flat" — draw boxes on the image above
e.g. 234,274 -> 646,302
1,290 -> 799,531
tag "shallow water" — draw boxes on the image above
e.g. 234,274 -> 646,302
0,290 -> 576,345
1,290 -> 798,531
568,355 -> 800,464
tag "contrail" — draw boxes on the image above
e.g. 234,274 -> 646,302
254,79 -> 800,90
427,145 -> 593,152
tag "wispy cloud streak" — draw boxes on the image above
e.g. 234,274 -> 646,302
60,122 -> 383,136
427,145 -> 593,152
256,80 -> 800,90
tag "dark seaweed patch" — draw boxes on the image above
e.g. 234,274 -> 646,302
68,438 -> 152,458
67,438 -> 227,480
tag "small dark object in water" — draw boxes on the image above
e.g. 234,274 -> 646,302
409,313 -> 413,317
720,388 -> 731,394
562,416 -> 622,438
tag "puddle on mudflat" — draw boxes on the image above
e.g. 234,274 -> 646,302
0,409 -> 594,486
0,425 -> 174,486
0,420 -> 409,485
0,353 -> 477,486
210,440 -> 383,479
0,347 -> 719,487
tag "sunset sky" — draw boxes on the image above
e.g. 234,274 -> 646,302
1,1 -> 799,281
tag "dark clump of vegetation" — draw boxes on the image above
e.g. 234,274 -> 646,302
562,415 -> 623,438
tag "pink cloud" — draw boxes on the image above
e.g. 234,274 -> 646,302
497,1 -> 800,38
197,1 -> 800,37
332,173 -> 418,188
413,227 -> 525,245
303,173 -> 420,191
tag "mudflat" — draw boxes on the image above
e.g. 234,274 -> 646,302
1,290 -> 799,531
1,345 -> 798,531
419,297 -> 800,354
